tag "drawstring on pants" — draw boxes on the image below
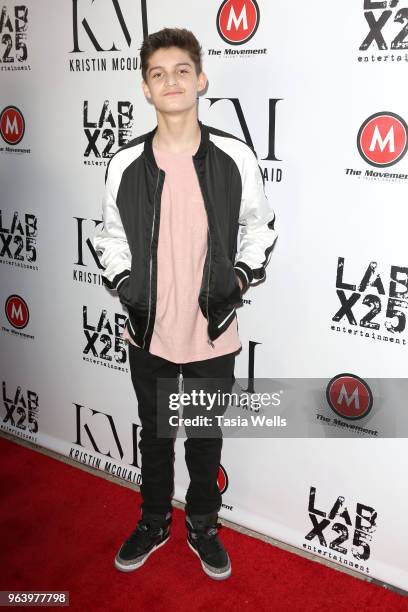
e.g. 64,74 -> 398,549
177,364 -> 184,395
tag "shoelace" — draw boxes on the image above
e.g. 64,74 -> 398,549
126,520 -> 163,546
193,522 -> 224,556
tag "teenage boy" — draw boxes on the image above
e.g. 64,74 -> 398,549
93,27 -> 277,580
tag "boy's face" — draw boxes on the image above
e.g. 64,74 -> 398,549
142,46 -> 207,115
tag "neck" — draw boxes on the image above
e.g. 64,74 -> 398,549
153,108 -> 201,153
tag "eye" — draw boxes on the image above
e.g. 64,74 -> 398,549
152,72 -> 162,79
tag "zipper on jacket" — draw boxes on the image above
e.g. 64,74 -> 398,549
206,227 -> 215,348
217,306 -> 236,329
192,157 -> 214,349
142,170 -> 161,349
177,364 -> 184,395
128,316 -> 136,336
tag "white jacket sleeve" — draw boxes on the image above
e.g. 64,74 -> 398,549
233,146 -> 278,292
92,156 -> 132,295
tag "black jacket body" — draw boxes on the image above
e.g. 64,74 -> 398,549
93,120 -> 277,352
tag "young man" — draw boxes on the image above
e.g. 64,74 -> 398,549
93,28 -> 277,580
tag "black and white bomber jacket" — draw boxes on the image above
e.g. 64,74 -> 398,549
93,120 -> 278,352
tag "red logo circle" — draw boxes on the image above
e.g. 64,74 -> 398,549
0,106 -> 25,145
357,111 -> 408,167
326,374 -> 373,420
217,464 -> 229,494
217,0 -> 260,45
5,295 -> 30,329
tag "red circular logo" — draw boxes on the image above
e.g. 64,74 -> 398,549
217,0 -> 260,45
357,111 -> 408,167
0,106 -> 25,145
326,374 -> 373,420
217,464 -> 229,494
5,295 -> 30,329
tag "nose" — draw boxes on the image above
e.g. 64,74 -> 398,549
165,72 -> 177,86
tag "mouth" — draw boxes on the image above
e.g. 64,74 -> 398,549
164,91 -> 183,96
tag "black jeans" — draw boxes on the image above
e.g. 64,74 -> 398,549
128,343 -> 237,516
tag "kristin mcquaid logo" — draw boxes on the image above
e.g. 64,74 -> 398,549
5,294 -> 30,329
326,374 -> 373,421
217,0 -> 260,45
357,111 -> 408,168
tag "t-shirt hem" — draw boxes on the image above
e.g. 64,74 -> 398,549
148,343 -> 243,363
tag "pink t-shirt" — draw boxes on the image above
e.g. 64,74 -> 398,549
122,144 -> 242,363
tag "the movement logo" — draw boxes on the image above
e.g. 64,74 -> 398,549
217,464 -> 229,494
0,106 -> 25,145
2,295 -> 33,340
5,294 -> 29,329
346,112 -> 408,182
357,111 -> 408,167
217,0 -> 260,45
209,0 -> 265,58
218,463 -> 233,511
326,374 -> 373,420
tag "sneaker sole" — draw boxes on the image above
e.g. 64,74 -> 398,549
114,534 -> 170,572
187,539 -> 231,580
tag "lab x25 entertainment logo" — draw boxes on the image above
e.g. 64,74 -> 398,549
305,486 -> 377,566
0,5 -> 29,67
0,210 -> 38,268
331,257 -> 408,346
2,381 -> 39,439
359,0 -> 408,53
82,100 -> 134,163
82,305 -> 129,371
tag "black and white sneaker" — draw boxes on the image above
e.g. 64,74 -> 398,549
186,512 -> 231,580
114,511 -> 172,572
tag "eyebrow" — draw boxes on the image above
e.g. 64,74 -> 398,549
148,62 -> 192,75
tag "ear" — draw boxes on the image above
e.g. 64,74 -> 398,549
141,79 -> 152,99
197,71 -> 208,94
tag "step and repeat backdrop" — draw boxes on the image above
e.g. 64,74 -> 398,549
1,0 -> 407,591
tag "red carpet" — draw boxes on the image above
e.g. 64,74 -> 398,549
1,435 -> 407,612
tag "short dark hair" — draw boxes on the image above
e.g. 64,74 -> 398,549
140,27 -> 203,82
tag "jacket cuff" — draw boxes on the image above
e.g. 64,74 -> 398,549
234,261 -> 253,292
102,269 -> 131,291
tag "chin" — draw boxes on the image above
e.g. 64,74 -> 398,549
158,101 -> 194,114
